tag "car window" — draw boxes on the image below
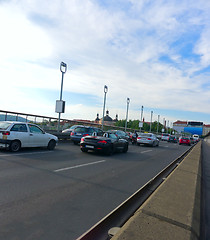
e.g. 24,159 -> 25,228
11,124 -> 28,132
28,125 -> 44,134
74,127 -> 88,133
109,133 -> 118,139
0,122 -> 12,130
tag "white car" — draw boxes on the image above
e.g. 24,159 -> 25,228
137,133 -> 159,147
0,121 -> 58,152
161,133 -> 170,141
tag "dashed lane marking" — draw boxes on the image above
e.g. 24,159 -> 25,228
54,160 -> 106,172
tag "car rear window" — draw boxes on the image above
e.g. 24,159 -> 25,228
74,127 -> 89,133
0,122 -> 12,130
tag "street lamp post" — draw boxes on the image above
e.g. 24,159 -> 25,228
102,85 -> 108,131
57,62 -> 67,131
150,110 -> 153,132
157,114 -> 160,134
140,105 -> 143,133
125,98 -> 130,132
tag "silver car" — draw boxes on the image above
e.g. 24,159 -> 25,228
137,133 -> 159,147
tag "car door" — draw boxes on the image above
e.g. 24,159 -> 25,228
10,123 -> 30,147
28,124 -> 47,147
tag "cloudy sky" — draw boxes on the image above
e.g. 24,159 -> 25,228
0,0 -> 210,125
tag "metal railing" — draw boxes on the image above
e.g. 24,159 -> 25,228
0,109 -> 132,132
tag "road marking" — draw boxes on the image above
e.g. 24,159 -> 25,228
0,151 -> 52,157
54,160 -> 106,172
141,150 -> 153,153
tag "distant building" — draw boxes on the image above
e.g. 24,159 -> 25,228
96,111 -> 118,126
173,120 -> 206,136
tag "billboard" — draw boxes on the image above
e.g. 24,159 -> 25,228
184,127 -> 203,136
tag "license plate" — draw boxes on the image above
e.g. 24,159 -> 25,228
76,133 -> 82,136
86,145 -> 94,149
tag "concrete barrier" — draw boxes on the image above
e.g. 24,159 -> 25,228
111,142 -> 201,240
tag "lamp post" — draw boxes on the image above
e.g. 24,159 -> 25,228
125,98 -> 130,132
57,61 -> 67,131
150,110 -> 153,132
102,85 -> 108,131
140,105 -> 144,133
157,114 -> 160,134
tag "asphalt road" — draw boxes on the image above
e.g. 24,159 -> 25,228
0,140 -> 191,240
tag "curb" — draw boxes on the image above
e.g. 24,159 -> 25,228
111,142 -> 201,240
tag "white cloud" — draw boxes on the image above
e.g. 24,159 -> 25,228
0,0 -> 210,124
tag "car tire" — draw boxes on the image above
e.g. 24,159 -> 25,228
137,143 -> 140,146
81,148 -> 88,152
9,140 -> 21,152
123,144 -> 128,153
107,145 -> 114,156
47,140 -> 56,150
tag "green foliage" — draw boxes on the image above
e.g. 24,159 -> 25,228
115,120 -> 165,133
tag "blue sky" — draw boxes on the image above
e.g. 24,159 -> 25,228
0,0 -> 210,125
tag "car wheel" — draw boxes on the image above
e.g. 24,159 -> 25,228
107,145 -> 114,156
137,143 -> 140,146
152,141 -> 156,147
47,140 -> 56,150
81,148 -> 88,152
9,140 -> 21,152
123,144 -> 128,153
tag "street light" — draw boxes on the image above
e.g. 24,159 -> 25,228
57,61 -> 67,131
125,98 -> 130,132
157,114 -> 160,134
140,105 -> 144,133
102,85 -> 108,131
150,110 -> 153,132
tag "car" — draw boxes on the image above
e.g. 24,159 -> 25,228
189,137 -> 195,144
0,121 -> 58,152
192,134 -> 199,142
80,132 -> 128,155
167,135 -> 178,143
62,125 -> 84,133
179,136 -> 191,146
106,130 -> 130,141
70,126 -> 103,145
137,133 -> 159,147
161,133 -> 170,141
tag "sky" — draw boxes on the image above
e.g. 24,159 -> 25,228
0,0 -> 210,126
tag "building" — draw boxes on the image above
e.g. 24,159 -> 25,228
95,111 -> 118,126
173,120 -> 210,136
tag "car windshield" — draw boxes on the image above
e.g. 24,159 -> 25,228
0,122 -> 11,130
139,133 -> 152,137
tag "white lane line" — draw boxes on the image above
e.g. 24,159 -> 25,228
141,150 -> 153,154
0,151 -> 52,157
54,160 -> 106,172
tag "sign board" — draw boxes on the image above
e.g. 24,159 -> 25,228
139,121 -> 143,128
55,100 -> 65,113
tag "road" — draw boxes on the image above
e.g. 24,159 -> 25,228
0,141 -> 191,240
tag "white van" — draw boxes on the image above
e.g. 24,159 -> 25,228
192,134 -> 199,142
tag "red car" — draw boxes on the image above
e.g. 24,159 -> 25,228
179,137 -> 191,146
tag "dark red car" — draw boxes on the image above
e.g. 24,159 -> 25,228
179,137 -> 191,146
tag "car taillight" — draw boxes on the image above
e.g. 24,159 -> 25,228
2,131 -> 10,135
83,134 -> 89,137
137,137 -> 141,140
147,138 -> 152,140
98,140 -> 107,144
81,137 -> 85,143
70,132 -> 74,136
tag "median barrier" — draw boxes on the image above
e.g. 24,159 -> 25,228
111,141 -> 201,240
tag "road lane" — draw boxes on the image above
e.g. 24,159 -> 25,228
0,141 -> 191,240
